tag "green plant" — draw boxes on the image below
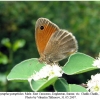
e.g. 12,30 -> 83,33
1,38 -> 26,63
7,52 -> 98,92
0,38 -> 26,91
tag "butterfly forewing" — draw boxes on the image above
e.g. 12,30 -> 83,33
35,18 -> 59,55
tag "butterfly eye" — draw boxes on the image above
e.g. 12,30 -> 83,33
40,26 -> 44,30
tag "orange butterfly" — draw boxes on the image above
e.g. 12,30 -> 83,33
35,18 -> 78,64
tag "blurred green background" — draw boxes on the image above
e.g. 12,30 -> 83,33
0,1 -> 100,92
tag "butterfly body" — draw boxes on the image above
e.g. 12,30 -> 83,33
35,18 -> 78,64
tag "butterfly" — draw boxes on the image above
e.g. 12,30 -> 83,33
35,18 -> 78,64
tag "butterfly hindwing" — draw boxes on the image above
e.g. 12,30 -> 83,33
43,29 -> 78,63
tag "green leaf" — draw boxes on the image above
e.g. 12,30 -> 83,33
54,78 -> 69,92
63,52 -> 98,75
30,77 -> 58,91
0,52 -> 8,64
68,84 -> 87,92
1,38 -> 11,49
7,58 -> 45,80
54,78 -> 87,92
7,58 -> 58,91
12,39 -> 26,52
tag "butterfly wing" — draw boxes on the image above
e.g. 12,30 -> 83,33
35,18 -> 59,55
42,29 -> 78,63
